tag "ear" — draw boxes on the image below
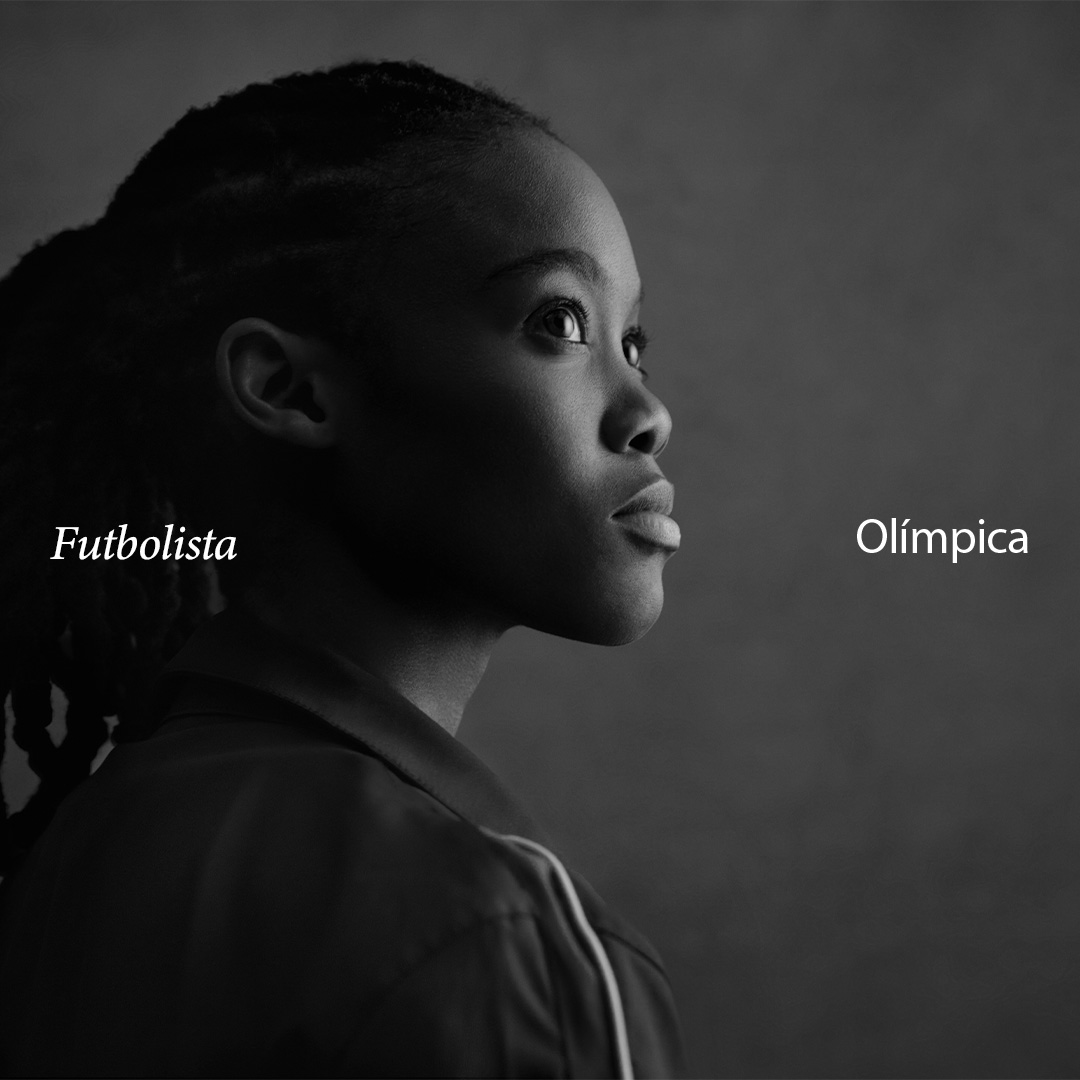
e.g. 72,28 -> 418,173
216,318 -> 341,450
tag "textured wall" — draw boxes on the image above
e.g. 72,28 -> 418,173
3,3 -> 1079,1076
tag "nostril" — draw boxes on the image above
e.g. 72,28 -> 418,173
601,385 -> 672,456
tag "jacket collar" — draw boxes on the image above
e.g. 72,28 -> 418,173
160,604 -> 547,843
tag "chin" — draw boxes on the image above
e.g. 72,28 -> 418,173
528,576 -> 666,646
594,592 -> 666,646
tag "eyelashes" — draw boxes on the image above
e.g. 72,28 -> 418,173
536,296 -> 650,379
622,326 -> 650,378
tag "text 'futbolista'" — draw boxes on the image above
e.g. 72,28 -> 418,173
857,518 -> 1027,564
51,525 -> 236,561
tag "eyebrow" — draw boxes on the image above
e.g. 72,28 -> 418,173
485,247 -> 643,306
486,247 -> 604,285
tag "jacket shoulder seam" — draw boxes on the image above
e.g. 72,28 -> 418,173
595,925 -> 671,979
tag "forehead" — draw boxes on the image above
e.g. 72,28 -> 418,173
385,129 -> 640,301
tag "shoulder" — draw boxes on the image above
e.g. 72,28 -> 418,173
3,711 -> 686,1077
76,712 -> 548,927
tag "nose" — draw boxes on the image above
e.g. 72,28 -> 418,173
601,377 -> 673,458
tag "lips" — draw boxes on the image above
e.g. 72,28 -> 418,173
612,478 -> 681,552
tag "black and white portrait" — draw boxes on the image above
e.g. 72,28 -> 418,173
1,4 -> 1078,1077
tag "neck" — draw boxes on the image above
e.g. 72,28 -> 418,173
242,510 -> 504,736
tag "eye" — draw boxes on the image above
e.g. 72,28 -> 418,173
541,303 -> 586,343
623,326 -> 650,378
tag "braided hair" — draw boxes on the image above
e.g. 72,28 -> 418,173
0,60 -> 551,872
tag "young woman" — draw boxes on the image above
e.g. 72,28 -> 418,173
0,61 -> 684,1078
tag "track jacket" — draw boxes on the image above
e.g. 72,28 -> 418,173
0,606 -> 685,1077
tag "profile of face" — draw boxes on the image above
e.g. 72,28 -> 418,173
236,128 -> 678,646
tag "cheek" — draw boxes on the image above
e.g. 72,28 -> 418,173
359,356 -> 601,513
329,342 -> 668,640
332,368 -> 666,643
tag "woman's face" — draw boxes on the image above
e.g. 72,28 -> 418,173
331,127 -> 677,645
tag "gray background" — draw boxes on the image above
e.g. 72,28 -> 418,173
3,3 -> 1079,1076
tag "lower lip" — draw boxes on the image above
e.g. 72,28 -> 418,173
613,511 -> 681,551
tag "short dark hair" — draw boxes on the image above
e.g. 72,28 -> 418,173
0,60 -> 552,871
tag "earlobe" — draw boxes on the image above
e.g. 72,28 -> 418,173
216,318 -> 338,450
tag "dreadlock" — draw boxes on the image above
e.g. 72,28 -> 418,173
0,59 -> 551,872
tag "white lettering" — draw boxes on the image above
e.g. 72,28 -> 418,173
78,535 -> 102,560
951,529 -> 975,563
911,528 -> 946,554
214,536 -> 237,560
51,526 -> 79,560
859,518 -> 1028,559
117,523 -> 137,559
857,519 -> 888,553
